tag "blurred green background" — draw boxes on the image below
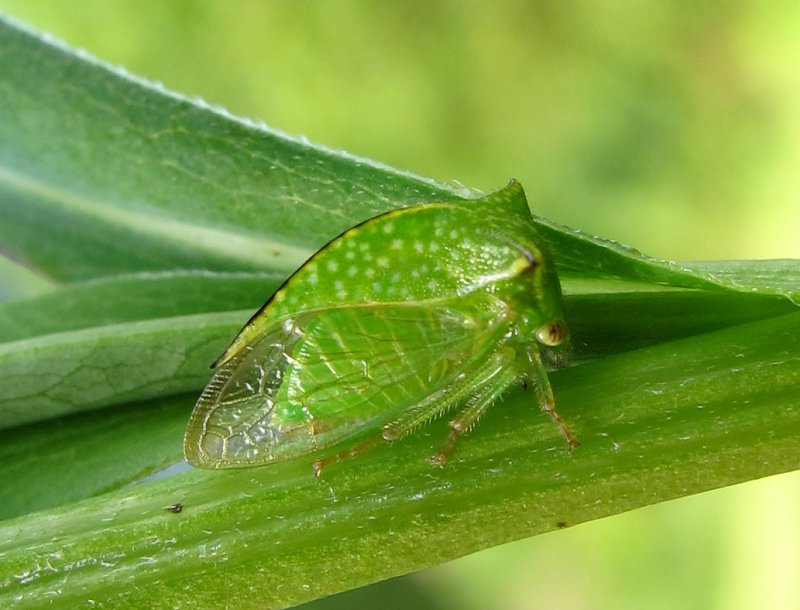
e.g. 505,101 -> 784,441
1,2 -> 797,608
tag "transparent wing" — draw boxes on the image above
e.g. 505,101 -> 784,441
184,293 -> 511,468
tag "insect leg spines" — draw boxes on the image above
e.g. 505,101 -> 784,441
382,347 -> 518,445
432,349 -> 520,466
525,349 -> 578,449
380,382 -> 466,443
379,337 -> 515,445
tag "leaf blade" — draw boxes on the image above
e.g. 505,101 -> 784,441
1,312 -> 797,609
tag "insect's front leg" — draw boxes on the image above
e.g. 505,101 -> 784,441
525,349 -> 578,449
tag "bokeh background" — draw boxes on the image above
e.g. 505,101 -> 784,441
1,2 -> 797,608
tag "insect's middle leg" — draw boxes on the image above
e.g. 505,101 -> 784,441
432,349 -> 519,466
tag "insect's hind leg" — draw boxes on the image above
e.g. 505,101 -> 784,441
432,350 -> 519,466
312,356 -> 508,476
381,379 -> 469,443
311,437 -> 382,477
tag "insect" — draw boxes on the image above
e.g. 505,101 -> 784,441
163,503 -> 183,514
184,180 -> 576,475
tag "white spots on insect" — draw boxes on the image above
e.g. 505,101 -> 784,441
333,280 -> 347,301
357,239 -> 374,262
285,213 -> 451,306
304,262 -> 319,285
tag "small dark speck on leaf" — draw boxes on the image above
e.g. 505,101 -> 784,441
164,503 -> 183,514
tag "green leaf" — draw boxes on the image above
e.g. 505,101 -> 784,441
0,308 -> 246,428
0,393 -> 190,520
3,17 -> 796,300
0,254 -> 55,302
0,18 -> 459,282
0,271 -> 278,342
564,289 -> 798,360
0,272 -> 282,428
1,312 -> 797,608
0,15 -> 798,610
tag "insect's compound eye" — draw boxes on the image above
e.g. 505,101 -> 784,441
535,320 -> 567,347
